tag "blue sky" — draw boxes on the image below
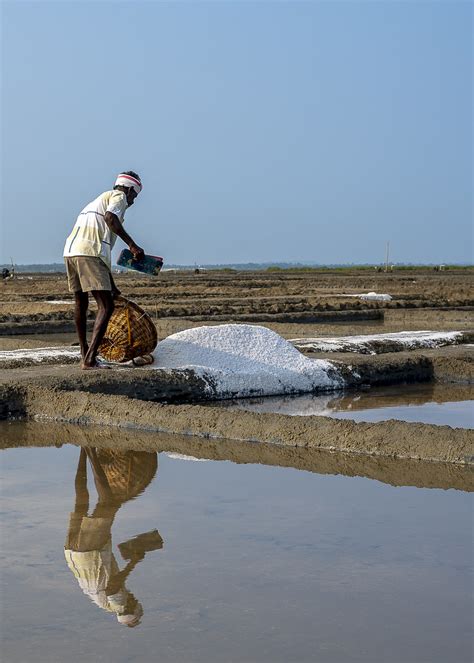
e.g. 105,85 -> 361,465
1,0 -> 472,265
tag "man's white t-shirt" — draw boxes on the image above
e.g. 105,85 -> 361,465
64,190 -> 128,270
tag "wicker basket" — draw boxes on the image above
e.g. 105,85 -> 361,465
95,449 -> 158,502
99,296 -> 157,362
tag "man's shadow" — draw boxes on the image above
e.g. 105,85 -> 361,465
64,447 -> 162,627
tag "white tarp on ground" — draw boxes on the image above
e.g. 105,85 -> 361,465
290,330 -> 467,354
151,324 -> 343,398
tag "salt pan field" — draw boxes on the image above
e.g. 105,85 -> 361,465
1,268 -> 473,662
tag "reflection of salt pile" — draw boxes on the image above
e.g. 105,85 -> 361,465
227,392 -> 337,417
165,453 -> 210,462
152,324 -> 343,399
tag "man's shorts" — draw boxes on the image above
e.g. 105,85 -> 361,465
65,513 -> 113,551
65,256 -> 112,293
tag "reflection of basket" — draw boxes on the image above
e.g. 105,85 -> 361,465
95,450 -> 158,502
99,296 -> 157,362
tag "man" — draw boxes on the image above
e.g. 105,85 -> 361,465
64,171 -> 145,369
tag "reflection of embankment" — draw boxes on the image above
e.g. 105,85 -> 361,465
2,421 -> 473,492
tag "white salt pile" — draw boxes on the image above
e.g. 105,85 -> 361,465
152,324 -> 343,399
335,292 -> 392,301
359,292 -> 392,301
0,346 -> 80,365
291,330 -> 466,354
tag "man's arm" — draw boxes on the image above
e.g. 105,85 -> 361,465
104,211 -> 145,260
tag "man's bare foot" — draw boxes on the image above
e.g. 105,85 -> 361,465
81,359 -> 111,370
132,354 -> 154,366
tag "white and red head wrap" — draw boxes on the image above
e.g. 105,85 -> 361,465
115,173 -> 142,194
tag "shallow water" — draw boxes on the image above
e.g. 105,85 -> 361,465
226,383 -> 474,428
0,424 -> 472,662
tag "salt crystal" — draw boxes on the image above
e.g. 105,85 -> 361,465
152,324 -> 343,398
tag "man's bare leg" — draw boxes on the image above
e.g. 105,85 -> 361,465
85,448 -> 115,503
74,291 -> 89,360
82,290 -> 114,369
74,448 -> 89,512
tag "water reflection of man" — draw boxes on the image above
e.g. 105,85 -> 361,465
64,447 -> 161,627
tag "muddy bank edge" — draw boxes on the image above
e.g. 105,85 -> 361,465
3,385 -> 473,465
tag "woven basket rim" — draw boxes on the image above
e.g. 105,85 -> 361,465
96,449 -> 158,500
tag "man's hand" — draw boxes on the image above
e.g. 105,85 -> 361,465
130,243 -> 145,261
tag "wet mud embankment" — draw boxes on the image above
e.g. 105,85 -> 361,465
2,383 -> 472,465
